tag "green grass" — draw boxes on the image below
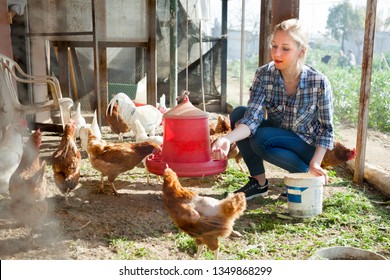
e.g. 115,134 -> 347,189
108,161 -> 389,260
109,237 -> 153,260
212,162 -> 389,259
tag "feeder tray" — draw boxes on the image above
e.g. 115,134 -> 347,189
309,246 -> 387,260
146,96 -> 227,177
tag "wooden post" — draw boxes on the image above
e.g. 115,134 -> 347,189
259,0 -> 299,67
354,0 -> 377,184
221,0 -> 227,113
169,0 -> 178,107
0,0 -> 13,58
146,0 -> 157,106
259,0 -> 272,66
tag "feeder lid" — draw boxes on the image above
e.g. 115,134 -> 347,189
163,95 -> 208,119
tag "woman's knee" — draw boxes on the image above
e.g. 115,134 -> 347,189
230,106 -> 247,127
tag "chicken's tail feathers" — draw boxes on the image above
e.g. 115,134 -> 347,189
220,192 -> 247,219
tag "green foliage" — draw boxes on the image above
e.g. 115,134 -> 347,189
311,49 -> 390,132
221,166 -> 390,259
110,238 -> 152,260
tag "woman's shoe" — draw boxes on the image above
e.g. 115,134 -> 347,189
234,177 -> 269,200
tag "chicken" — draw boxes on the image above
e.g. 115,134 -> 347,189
9,129 -> 45,201
87,129 -> 161,195
72,103 -> 86,139
209,115 -> 245,172
9,161 -> 47,245
162,167 -> 247,259
321,141 -> 357,169
9,127 -> 47,244
134,119 -> 163,146
51,121 -> 82,205
134,119 -> 163,184
106,101 -> 130,141
79,109 -> 101,152
157,93 -> 169,114
107,92 -> 162,137
210,114 -> 231,135
0,120 -> 27,193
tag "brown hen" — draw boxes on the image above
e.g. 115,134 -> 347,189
106,101 -> 130,141
209,115 -> 244,172
9,129 -> 47,244
321,141 -> 357,169
87,129 -> 161,195
162,167 -> 246,259
52,121 -> 82,205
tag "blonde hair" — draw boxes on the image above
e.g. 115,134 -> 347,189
268,18 -> 308,67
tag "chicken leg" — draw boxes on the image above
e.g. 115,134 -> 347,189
195,244 -> 219,260
98,175 -> 118,195
195,244 -> 205,260
109,182 -> 119,195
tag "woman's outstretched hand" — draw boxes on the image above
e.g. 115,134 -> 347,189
211,137 -> 230,160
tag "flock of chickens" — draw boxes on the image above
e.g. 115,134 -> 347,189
0,92 -> 357,259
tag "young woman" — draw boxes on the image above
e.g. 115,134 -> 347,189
211,18 -> 334,200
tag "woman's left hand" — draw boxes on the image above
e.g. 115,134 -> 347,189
309,162 -> 328,184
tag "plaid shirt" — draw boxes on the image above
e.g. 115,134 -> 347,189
238,62 -> 334,149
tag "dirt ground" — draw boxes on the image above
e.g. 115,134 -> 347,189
0,113 -> 389,260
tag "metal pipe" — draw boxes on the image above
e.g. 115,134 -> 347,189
169,0 -> 178,107
239,0 -> 246,106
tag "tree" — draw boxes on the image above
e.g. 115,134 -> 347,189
326,1 -> 365,52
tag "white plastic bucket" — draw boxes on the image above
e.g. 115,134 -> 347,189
284,173 -> 325,218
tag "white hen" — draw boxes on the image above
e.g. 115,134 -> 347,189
134,119 -> 163,146
0,121 -> 27,193
79,110 -> 101,152
158,93 -> 169,113
73,103 -> 86,138
134,119 -> 163,184
107,92 -> 163,137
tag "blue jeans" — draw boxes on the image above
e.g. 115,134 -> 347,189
230,106 -> 316,176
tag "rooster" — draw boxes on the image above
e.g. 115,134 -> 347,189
86,129 -> 161,195
0,120 -> 27,193
321,141 -> 357,169
51,121 -> 82,205
162,167 -> 247,259
107,92 -> 162,137
106,101 -> 130,141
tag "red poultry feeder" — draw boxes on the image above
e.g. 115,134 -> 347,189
146,95 -> 227,177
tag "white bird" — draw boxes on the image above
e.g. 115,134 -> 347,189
134,119 -> 163,185
134,119 -> 163,146
73,103 -> 86,138
79,110 -> 101,152
158,94 -> 169,113
107,92 -> 163,137
0,121 -> 27,193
